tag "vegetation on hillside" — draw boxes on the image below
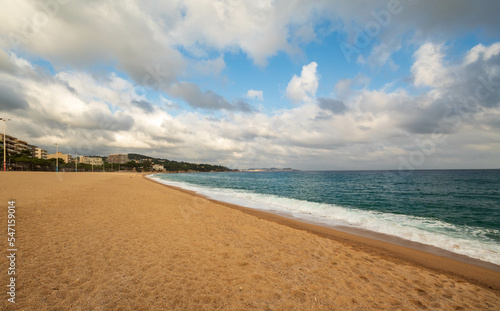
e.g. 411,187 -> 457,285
0,147 -> 231,172
128,153 -> 231,172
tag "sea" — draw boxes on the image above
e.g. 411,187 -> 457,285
148,170 -> 500,266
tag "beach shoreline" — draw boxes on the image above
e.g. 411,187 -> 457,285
145,174 -> 500,292
1,172 -> 499,310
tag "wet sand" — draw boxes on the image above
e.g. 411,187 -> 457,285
1,172 -> 499,310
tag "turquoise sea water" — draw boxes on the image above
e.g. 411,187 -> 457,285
149,170 -> 500,265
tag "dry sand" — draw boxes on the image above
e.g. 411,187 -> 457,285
0,171 -> 499,310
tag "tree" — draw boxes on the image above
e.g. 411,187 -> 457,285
11,151 -> 34,171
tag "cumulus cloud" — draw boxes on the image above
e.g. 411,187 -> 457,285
131,100 -> 155,114
191,55 -> 226,76
357,43 -> 400,70
0,53 -> 139,151
0,0 -> 184,89
163,0 -> 318,67
464,43 -> 500,65
246,89 -> 263,100
317,97 -> 347,115
0,0 -> 325,77
286,62 -> 319,105
4,39 -> 500,169
335,0 -> 500,66
334,73 -> 370,100
360,42 -> 500,138
168,81 -> 253,112
0,49 -> 15,74
0,52 -> 384,169
411,43 -> 453,88
1,0 -> 498,84
0,1 -> 499,170
0,84 -> 29,110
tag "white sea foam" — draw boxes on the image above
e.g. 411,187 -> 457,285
148,175 -> 500,265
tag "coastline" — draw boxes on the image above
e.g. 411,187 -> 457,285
146,175 -> 500,292
146,170 -> 500,268
1,172 -> 499,310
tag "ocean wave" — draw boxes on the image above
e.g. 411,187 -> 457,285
148,174 -> 500,265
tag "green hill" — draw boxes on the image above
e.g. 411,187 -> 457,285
127,153 -> 231,172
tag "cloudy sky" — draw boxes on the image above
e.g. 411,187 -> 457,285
1,0 -> 499,170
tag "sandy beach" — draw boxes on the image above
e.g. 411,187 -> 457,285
1,172 -> 499,310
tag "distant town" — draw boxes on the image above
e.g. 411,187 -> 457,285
0,134 -> 230,172
1,134 -> 299,173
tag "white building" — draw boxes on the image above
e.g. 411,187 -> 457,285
47,152 -> 73,163
107,154 -> 129,164
79,156 -> 103,166
34,147 -> 48,159
152,164 -> 165,171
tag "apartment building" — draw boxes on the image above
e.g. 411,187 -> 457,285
78,156 -> 103,166
47,152 -> 73,163
0,134 -> 47,160
13,139 -> 28,154
34,147 -> 48,159
1,134 -> 18,155
152,164 -> 165,171
107,153 -> 129,164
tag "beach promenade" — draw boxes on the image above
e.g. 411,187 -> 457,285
1,172 -> 499,310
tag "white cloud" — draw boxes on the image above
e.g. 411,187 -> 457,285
411,43 -> 453,88
168,81 -> 253,112
1,0 -> 499,80
1,1 -> 500,170
334,73 -> 370,100
162,0 -> 322,67
0,0 -> 184,88
464,42 -> 500,65
3,41 -> 500,170
286,62 -> 319,105
191,55 -> 226,76
246,89 -> 263,100
0,52 -> 389,168
357,43 -> 400,70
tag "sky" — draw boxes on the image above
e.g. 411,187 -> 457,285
0,0 -> 500,170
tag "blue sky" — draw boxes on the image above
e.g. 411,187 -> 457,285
1,0 -> 500,170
